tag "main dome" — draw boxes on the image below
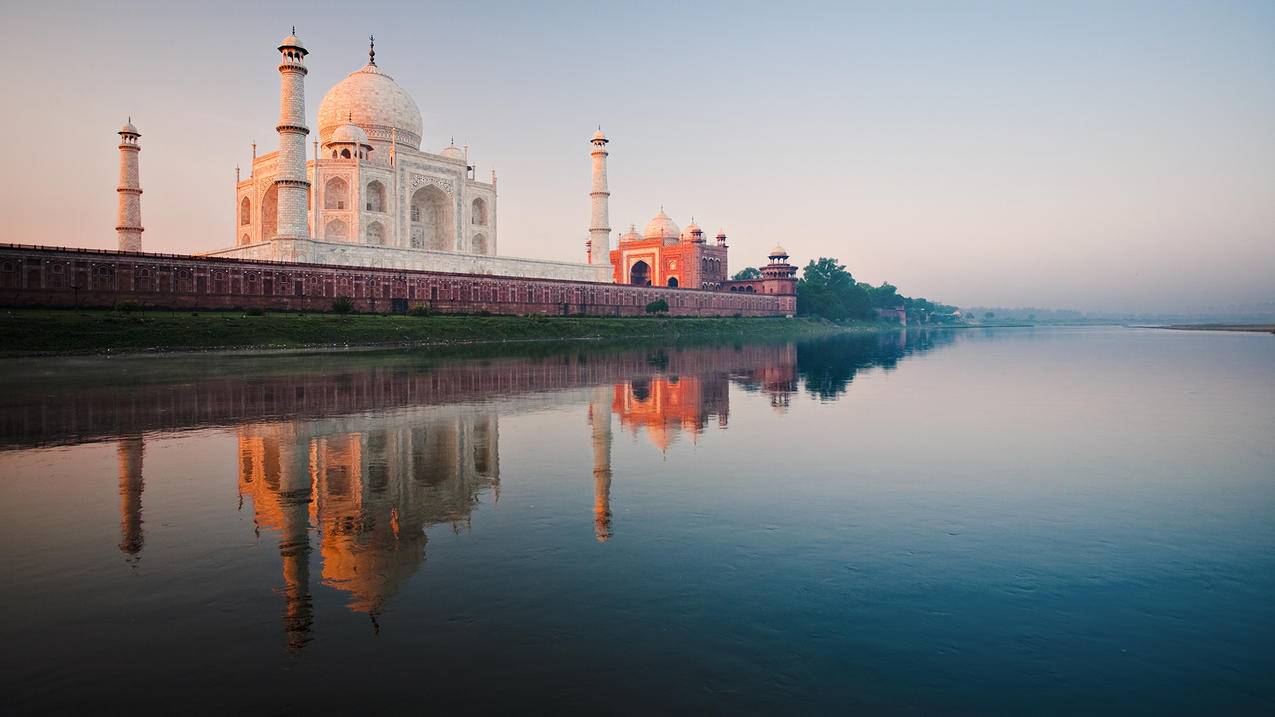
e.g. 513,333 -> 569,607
318,64 -> 423,150
643,210 -> 680,241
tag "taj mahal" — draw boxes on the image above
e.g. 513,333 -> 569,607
207,31 -> 611,283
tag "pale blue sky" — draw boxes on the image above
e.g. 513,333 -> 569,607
2,0 -> 1272,311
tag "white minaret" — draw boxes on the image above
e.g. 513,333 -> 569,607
274,28 -> 311,239
588,129 -> 611,264
116,119 -> 143,252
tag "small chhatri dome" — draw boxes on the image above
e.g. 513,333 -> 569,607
318,41 -> 424,150
279,27 -> 306,53
440,139 -> 464,160
620,224 -> 642,243
683,220 -> 704,242
769,244 -> 789,258
328,123 -> 369,145
643,209 -> 680,241
119,119 -> 139,136
591,127 -> 608,144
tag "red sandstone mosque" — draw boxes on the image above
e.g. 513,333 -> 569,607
0,31 -> 797,316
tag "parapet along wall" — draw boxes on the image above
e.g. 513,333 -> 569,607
0,244 -> 796,317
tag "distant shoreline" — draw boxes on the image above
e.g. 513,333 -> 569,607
1149,324 -> 1275,334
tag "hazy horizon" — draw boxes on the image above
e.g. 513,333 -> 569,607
1,0 -> 1271,313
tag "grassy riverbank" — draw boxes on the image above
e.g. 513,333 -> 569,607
0,308 -> 882,356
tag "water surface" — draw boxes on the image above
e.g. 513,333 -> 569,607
1,328 -> 1272,713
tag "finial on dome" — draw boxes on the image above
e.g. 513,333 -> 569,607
292,26 -> 296,35
369,35 -> 376,66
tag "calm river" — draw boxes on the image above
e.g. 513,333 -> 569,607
1,327 -> 1272,713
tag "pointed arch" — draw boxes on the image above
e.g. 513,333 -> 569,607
471,197 -> 488,226
261,184 -> 279,240
472,233 -> 488,255
325,218 -> 349,240
324,177 -> 349,210
366,221 -> 385,245
365,181 -> 386,212
239,196 -> 251,225
629,260 -> 650,286
411,184 -> 453,251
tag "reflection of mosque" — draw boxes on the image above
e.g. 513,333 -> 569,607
235,409 -> 499,650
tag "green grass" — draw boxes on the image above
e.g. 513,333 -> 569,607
0,308 -> 875,356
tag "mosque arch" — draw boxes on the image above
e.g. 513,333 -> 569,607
240,233 -> 251,246
365,181 -> 386,212
366,222 -> 385,245
324,177 -> 349,210
340,148 -> 351,159
629,260 -> 651,286
325,218 -> 349,240
472,197 -> 488,226
410,185 -> 453,251
472,233 -> 488,255
239,196 -> 251,226
261,184 -> 279,240
667,277 -> 679,288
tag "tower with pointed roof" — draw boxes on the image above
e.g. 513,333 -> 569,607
274,28 -> 311,239
116,120 -> 143,252
588,129 -> 611,264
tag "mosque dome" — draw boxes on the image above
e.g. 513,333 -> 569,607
643,210 -> 680,241
769,244 -> 789,258
318,63 -> 423,150
619,224 -> 642,243
119,120 -> 139,135
683,221 -> 703,242
328,123 -> 369,145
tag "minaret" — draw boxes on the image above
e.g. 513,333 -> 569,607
274,28 -> 311,239
116,120 -> 143,252
588,129 -> 611,265
589,387 -> 614,542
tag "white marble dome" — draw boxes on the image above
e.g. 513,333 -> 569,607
328,123 -> 369,145
318,64 -> 422,150
643,210 -> 680,241
440,143 -> 464,160
118,121 -> 139,135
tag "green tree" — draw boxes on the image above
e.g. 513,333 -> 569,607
796,258 -> 873,321
732,267 -> 762,280
984,311 -> 994,320
866,282 -> 900,309
645,299 -> 669,314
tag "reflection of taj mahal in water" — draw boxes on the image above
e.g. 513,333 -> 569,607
86,340 -> 870,649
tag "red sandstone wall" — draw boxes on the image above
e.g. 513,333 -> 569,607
0,244 -> 797,317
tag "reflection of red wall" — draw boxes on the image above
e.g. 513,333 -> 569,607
0,243 -> 792,316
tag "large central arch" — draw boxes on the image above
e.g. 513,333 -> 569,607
410,185 -> 453,251
629,260 -> 651,286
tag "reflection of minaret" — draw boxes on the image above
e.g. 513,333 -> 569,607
116,436 -> 145,560
589,387 -> 613,542
239,427 -> 315,652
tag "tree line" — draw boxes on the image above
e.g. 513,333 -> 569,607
734,258 -> 958,324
